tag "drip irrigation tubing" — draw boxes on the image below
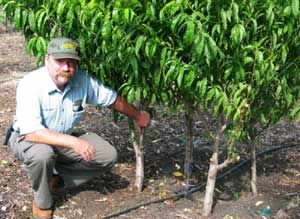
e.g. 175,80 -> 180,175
102,143 -> 299,219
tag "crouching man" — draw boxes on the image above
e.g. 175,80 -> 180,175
8,37 -> 150,219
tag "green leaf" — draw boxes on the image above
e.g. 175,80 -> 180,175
275,85 -> 282,99
171,13 -> 187,33
290,105 -> 300,118
26,36 -> 37,55
244,56 -> 254,64
13,7 -> 21,28
177,66 -> 184,88
127,87 -> 135,104
135,86 -> 141,102
129,56 -> 138,78
225,66 -> 233,80
102,20 -> 112,40
292,0 -> 299,16
272,31 -> 277,50
160,47 -> 167,67
197,78 -> 207,97
57,0 -> 65,18
91,12 -> 102,33
28,10 -> 36,32
159,1 -> 177,19
164,62 -> 177,83
183,20 -> 195,46
220,9 -> 227,30
154,68 -> 161,87
212,24 -> 221,36
266,3 -> 274,25
124,8 -> 134,24
135,35 -> 147,58
184,70 -> 195,89
36,37 -> 46,54
145,41 -> 157,59
3,1 -> 16,13
235,62 -> 245,81
112,8 -> 119,22
50,23 -> 59,38
281,45 -> 288,64
251,18 -> 257,35
204,44 -> 211,65
207,88 -> 216,102
284,6 -> 292,16
233,109 -> 241,122
21,8 -> 28,31
207,36 -> 217,59
232,2 -> 239,23
149,41 -> 157,59
231,24 -> 245,45
66,8 -> 74,33
195,33 -> 205,57
36,10 -> 46,33
214,92 -> 224,114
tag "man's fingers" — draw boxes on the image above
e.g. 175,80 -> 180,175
84,147 -> 96,161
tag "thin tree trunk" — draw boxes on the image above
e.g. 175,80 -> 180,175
202,118 -> 226,217
250,144 -> 257,196
203,151 -> 218,217
129,118 -> 145,192
184,109 -> 193,186
132,128 -> 145,192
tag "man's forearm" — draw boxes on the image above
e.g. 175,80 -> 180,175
111,96 -> 140,119
25,128 -> 96,161
111,96 -> 151,129
25,128 -> 79,149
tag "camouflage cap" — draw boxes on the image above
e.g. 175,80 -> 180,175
47,37 -> 80,61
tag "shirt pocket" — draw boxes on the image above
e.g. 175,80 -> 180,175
72,110 -> 85,127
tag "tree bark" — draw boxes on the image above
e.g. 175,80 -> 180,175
203,151 -> 218,217
184,109 -> 194,186
129,119 -> 145,192
250,144 -> 257,196
202,118 -> 226,217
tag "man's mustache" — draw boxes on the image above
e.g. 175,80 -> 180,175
58,71 -> 74,79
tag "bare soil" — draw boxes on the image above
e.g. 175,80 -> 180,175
0,26 -> 300,219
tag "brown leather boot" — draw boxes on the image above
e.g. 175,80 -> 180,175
49,175 -> 65,195
32,201 -> 53,219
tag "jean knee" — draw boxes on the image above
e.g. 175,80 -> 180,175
95,146 -> 118,168
110,146 -> 118,164
25,146 -> 57,170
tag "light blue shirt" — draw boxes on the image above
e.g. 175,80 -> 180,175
14,67 -> 117,135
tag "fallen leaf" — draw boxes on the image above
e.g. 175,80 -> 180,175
95,198 -> 108,202
1,160 -> 9,165
173,171 -> 183,177
255,201 -> 264,206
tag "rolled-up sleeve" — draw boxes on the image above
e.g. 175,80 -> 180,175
16,79 -> 45,135
86,76 -> 117,106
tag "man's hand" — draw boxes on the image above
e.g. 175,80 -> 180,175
73,138 -> 96,161
111,96 -> 151,131
135,110 -> 151,131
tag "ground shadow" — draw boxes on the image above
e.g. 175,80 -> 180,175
68,172 -> 129,195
